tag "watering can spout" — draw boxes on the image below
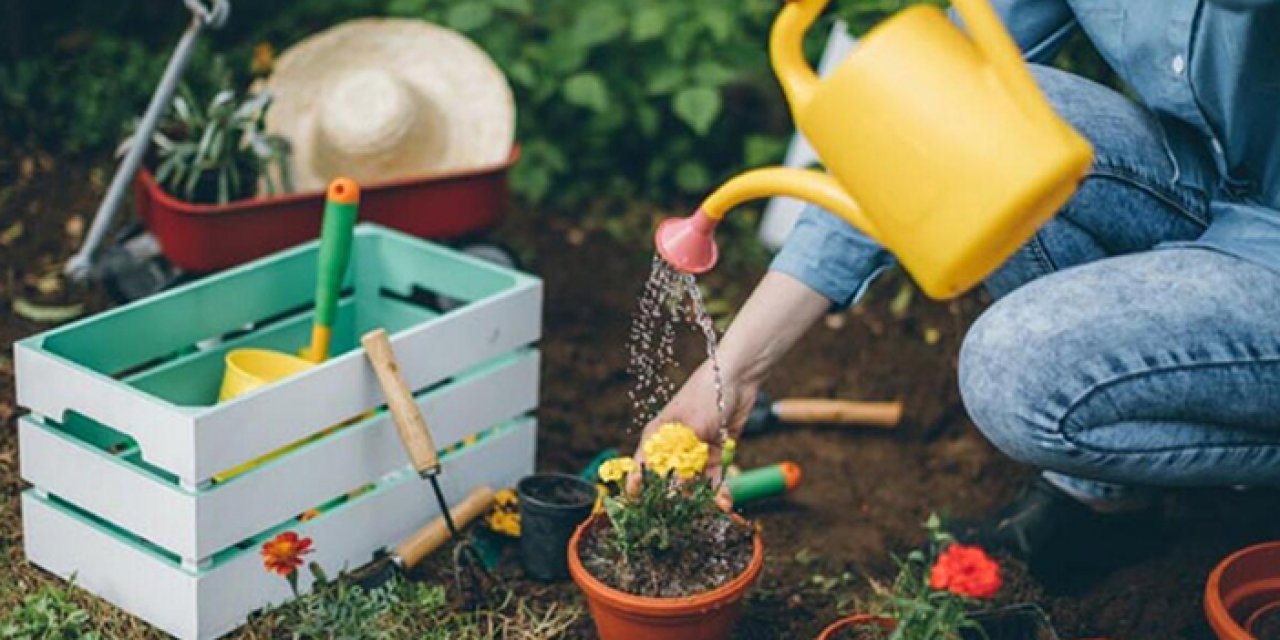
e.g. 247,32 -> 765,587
770,0 -> 825,110
656,168 -> 876,275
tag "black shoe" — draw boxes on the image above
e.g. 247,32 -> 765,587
951,477 -> 1164,592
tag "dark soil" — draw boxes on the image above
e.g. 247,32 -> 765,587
578,511 -> 755,597
1254,612 -> 1280,639
4,142 -> 1280,638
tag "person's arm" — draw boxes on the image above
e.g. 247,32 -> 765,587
630,271 -> 831,485
630,204 -> 893,484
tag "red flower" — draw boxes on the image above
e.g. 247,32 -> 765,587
929,544 -> 1002,599
261,531 -> 314,577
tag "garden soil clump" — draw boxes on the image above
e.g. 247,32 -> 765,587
578,512 -> 754,597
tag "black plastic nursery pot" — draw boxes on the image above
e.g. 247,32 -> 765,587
516,472 -> 597,581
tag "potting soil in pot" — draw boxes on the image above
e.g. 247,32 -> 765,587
577,512 -> 754,597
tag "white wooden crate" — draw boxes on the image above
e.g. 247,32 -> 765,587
12,226 -> 542,639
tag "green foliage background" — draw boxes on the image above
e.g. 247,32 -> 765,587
0,0 -> 1112,208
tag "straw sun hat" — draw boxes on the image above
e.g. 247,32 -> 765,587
265,18 -> 515,192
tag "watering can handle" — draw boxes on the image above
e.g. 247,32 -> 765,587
362,328 -> 441,474
771,0 -> 1050,121
770,0 -> 826,108
950,0 -> 1048,118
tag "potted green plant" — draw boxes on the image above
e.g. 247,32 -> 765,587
568,423 -> 763,640
818,516 -> 1060,640
139,82 -> 289,205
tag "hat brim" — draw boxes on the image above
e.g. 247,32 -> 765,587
266,18 -> 515,192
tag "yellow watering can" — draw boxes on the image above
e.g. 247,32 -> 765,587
656,0 -> 1094,299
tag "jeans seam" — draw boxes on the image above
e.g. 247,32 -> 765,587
1053,354 -> 1280,455
1028,234 -> 1058,275
1089,164 -> 1209,228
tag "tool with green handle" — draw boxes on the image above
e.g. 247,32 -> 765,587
303,177 -> 360,362
213,178 -> 360,481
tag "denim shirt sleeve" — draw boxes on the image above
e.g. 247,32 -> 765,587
768,205 -> 895,309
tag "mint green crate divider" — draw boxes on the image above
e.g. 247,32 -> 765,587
13,224 -> 542,639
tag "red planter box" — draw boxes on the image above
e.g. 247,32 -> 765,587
134,147 -> 519,272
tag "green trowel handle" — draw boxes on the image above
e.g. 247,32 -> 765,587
309,178 -> 360,361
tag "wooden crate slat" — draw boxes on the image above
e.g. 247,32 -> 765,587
23,416 -> 537,640
20,349 -> 538,560
190,281 -> 541,483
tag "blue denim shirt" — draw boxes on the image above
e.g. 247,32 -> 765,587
771,0 -> 1280,307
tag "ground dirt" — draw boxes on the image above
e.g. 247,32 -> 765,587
3,145 -> 1279,639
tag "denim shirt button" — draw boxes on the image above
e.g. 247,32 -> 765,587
1171,54 -> 1186,76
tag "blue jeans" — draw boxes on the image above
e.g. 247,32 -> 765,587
958,66 -> 1280,505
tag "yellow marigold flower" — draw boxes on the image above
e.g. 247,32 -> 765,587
642,422 -> 709,479
598,456 -> 638,483
486,488 -> 521,537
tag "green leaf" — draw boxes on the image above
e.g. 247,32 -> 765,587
446,2 -> 494,31
646,67 -> 686,96
385,0 -> 429,17
12,298 -> 85,324
571,3 -> 627,48
507,61 -> 538,88
491,0 -> 532,16
636,104 -> 661,137
671,86 -> 721,135
563,73 -> 610,113
744,134 -> 786,166
675,160 -> 711,193
692,61 -> 737,87
700,7 -> 734,42
631,6 -> 668,42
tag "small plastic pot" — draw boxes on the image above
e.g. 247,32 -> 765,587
817,614 -> 896,639
1206,541 -> 1280,639
819,605 -> 1060,640
568,513 -> 764,640
516,473 -> 596,581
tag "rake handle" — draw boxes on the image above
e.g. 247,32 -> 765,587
394,485 -> 496,569
361,328 -> 439,473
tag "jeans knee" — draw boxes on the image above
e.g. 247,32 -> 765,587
959,298 -> 1067,467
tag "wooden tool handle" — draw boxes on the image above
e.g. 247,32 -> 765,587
361,328 -> 439,473
773,399 -> 903,428
394,485 -> 496,569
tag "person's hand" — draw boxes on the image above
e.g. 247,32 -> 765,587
623,271 -> 834,502
627,358 -> 761,499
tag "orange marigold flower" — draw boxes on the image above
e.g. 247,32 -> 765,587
261,531 -> 314,577
928,543 -> 1001,599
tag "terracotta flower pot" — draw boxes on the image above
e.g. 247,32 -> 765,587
567,514 -> 763,640
818,605 -> 1062,640
1206,541 -> 1280,639
817,614 -> 897,639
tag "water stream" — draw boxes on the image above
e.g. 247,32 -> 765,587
626,256 -> 727,446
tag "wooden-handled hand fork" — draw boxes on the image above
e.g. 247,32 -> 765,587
361,328 -> 496,598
